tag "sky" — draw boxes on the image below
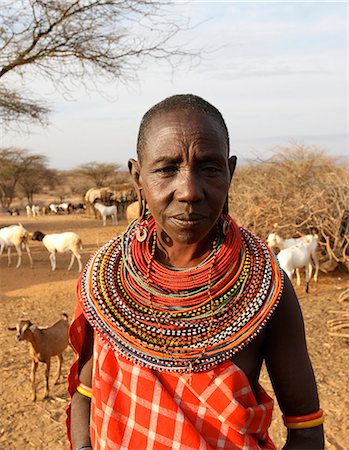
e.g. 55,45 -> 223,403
1,1 -> 348,170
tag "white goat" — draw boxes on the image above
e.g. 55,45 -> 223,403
58,202 -> 72,214
32,205 -> 40,216
94,202 -> 118,226
26,204 -> 40,216
8,314 -> 69,401
277,235 -> 319,293
0,224 -> 33,268
32,230 -> 83,271
267,232 -> 319,286
48,203 -> 59,214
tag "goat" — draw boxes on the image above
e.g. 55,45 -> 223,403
267,232 -> 319,286
0,224 -> 33,268
8,207 -> 20,216
276,235 -> 319,293
25,204 -> 40,216
8,314 -> 69,401
71,203 -> 86,214
32,205 -> 40,216
58,202 -> 72,214
32,230 -> 83,271
94,202 -> 118,226
48,203 -> 59,214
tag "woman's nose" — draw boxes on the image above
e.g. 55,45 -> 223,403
176,170 -> 204,203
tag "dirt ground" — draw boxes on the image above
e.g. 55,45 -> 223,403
0,213 -> 348,450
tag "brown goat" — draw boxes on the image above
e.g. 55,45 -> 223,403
8,313 -> 69,401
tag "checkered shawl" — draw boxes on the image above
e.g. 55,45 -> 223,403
67,304 -> 276,450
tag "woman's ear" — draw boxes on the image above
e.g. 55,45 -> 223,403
128,159 -> 142,190
228,155 -> 237,182
128,159 -> 146,218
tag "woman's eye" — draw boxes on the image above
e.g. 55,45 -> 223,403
202,165 -> 220,174
156,165 -> 178,174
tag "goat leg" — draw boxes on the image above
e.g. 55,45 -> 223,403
304,261 -> 311,294
312,252 -> 319,283
7,247 -> 11,266
54,354 -> 63,384
295,268 -> 301,286
24,242 -> 33,268
44,359 -> 51,399
15,244 -> 23,268
77,254 -> 82,272
67,253 -> 75,271
70,250 -> 82,272
49,252 -> 56,271
31,360 -> 38,402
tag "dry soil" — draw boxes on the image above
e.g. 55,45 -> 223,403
0,213 -> 348,450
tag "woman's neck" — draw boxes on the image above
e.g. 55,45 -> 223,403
154,229 -> 216,269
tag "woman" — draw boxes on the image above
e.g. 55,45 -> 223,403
67,94 -> 324,449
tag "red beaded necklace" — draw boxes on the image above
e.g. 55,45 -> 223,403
78,213 -> 284,373
124,215 -> 242,310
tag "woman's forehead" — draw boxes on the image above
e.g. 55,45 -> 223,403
143,109 -> 228,153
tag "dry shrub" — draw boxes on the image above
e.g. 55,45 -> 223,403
229,145 -> 349,270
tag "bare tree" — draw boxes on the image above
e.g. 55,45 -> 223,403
0,148 -> 52,207
229,145 -> 349,270
0,148 -> 27,208
75,161 -> 121,187
0,0 -> 196,126
18,163 -> 57,204
0,87 -> 50,126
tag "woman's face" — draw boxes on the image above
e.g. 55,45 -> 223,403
133,109 -> 235,245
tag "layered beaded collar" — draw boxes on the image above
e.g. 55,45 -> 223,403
78,215 -> 284,373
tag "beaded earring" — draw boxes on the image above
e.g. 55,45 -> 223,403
221,213 -> 231,236
221,195 -> 231,236
222,220 -> 230,236
135,192 -> 148,242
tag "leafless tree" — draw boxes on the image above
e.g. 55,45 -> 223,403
18,163 -> 57,204
0,87 -> 50,126
75,161 -> 121,187
229,145 -> 349,270
0,0 -> 196,126
0,148 -> 53,207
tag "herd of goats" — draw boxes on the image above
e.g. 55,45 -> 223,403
2,194 -> 140,402
1,197 -> 139,271
2,193 -> 348,402
2,202 -> 319,289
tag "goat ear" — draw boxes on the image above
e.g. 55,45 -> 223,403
29,324 -> 37,332
8,326 -> 17,331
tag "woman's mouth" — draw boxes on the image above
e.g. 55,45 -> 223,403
170,214 -> 206,227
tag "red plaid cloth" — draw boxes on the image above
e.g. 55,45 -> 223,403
67,305 -> 276,450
